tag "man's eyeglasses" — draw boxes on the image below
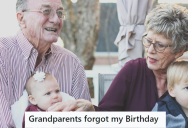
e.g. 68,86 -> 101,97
22,8 -> 67,20
142,37 -> 173,53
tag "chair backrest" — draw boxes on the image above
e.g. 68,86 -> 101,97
98,73 -> 116,103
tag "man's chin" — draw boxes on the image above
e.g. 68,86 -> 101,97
45,37 -> 58,43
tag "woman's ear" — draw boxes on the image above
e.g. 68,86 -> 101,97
28,95 -> 37,105
175,48 -> 185,59
17,12 -> 26,28
168,87 -> 175,97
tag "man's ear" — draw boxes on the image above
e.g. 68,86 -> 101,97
28,95 -> 37,105
17,12 -> 26,28
168,87 -> 175,97
175,48 -> 185,59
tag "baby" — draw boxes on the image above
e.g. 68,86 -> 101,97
22,71 -> 62,128
152,60 -> 188,128
25,71 -> 62,111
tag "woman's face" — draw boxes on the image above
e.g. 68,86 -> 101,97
145,30 -> 181,71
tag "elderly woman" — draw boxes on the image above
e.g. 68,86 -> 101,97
48,4 -> 188,112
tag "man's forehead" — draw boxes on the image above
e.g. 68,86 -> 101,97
40,3 -> 64,9
27,0 -> 63,9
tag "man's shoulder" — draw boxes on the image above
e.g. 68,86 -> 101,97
0,36 -> 17,50
51,44 -> 80,62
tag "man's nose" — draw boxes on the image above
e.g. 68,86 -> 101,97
49,12 -> 61,24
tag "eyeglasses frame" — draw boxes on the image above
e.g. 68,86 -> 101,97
142,35 -> 173,53
22,9 -> 67,20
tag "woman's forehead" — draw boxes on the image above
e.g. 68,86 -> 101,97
147,31 -> 172,44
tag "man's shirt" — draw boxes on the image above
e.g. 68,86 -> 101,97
0,30 -> 91,127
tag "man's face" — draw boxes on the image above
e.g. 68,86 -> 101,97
23,0 -> 63,44
32,76 -> 62,110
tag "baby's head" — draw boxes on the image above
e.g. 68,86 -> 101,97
26,72 -> 62,110
167,60 -> 188,115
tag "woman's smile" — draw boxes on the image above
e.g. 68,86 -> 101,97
148,56 -> 158,63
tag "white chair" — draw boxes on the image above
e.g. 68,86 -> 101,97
98,73 -> 116,103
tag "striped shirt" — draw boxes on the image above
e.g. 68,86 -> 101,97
0,30 -> 91,127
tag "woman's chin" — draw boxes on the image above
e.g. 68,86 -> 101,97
147,60 -> 159,71
148,65 -> 156,70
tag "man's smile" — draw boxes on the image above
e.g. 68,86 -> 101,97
45,28 -> 57,32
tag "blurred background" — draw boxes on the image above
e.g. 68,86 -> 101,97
1,0 -> 188,105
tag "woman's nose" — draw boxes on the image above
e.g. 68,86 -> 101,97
147,44 -> 156,54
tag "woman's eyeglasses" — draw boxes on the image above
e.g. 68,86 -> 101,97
142,37 -> 173,53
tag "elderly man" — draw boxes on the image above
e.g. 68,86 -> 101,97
0,0 -> 91,127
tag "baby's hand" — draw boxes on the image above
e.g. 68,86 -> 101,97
46,102 -> 63,112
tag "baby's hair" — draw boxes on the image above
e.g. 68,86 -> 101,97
167,60 -> 188,89
25,72 -> 54,95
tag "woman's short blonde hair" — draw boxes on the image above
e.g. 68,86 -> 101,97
167,60 -> 188,88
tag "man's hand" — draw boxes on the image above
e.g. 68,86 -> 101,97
47,99 -> 95,112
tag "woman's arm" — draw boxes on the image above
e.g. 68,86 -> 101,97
48,60 -> 133,112
95,61 -> 132,111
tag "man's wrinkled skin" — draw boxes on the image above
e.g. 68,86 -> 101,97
17,0 -> 63,67
47,99 -> 95,111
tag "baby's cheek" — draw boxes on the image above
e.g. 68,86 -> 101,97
182,97 -> 188,105
177,97 -> 188,107
60,96 -> 63,102
41,100 -> 52,110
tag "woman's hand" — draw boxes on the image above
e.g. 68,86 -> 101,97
47,99 -> 95,112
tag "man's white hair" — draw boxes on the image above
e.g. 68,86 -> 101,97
16,0 -> 28,12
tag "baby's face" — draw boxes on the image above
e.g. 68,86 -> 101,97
32,77 -> 62,110
169,82 -> 188,116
